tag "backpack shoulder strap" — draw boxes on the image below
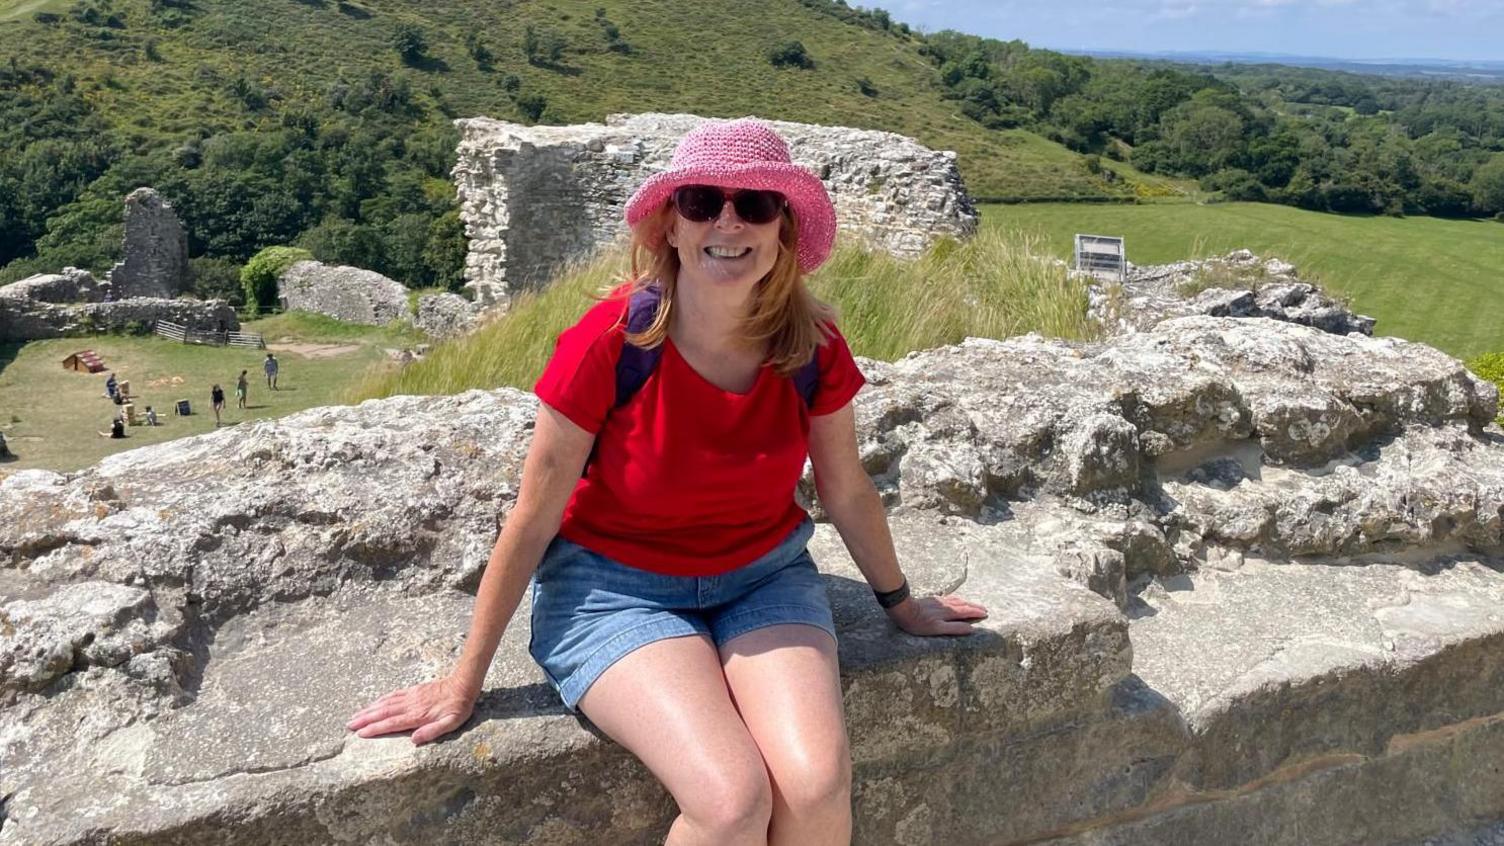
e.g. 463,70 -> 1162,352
614,284 -> 665,409
794,346 -> 820,408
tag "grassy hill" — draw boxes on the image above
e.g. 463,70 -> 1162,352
0,0 -> 1179,204
993,202 -> 1504,360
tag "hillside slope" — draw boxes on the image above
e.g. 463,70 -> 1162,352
0,0 -> 1166,202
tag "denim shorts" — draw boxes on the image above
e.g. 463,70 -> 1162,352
527,517 -> 835,712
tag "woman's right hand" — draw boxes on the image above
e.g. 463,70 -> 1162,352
346,675 -> 478,746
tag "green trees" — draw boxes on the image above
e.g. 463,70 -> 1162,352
1471,154 -> 1504,217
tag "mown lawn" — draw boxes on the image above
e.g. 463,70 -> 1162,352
988,201 -> 1504,359
0,313 -> 424,474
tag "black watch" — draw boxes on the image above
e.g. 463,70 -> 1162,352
874,578 -> 911,609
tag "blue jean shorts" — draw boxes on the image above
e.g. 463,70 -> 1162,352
527,517 -> 835,713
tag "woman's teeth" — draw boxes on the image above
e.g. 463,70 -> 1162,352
705,246 -> 751,259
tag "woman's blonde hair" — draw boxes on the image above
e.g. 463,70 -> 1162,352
600,201 -> 838,377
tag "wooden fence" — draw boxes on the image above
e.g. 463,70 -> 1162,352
154,320 -> 265,349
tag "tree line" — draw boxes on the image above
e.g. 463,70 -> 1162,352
919,31 -> 1504,217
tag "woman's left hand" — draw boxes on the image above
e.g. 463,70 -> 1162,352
886,594 -> 988,636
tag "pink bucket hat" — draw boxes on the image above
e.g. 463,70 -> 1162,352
624,118 -> 838,273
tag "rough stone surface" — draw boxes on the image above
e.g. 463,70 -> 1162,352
453,112 -> 978,306
0,297 -> 238,343
3,316 -> 1503,844
0,267 -> 102,304
107,187 -> 190,300
414,291 -> 482,339
1088,250 -> 1378,338
277,260 -> 411,326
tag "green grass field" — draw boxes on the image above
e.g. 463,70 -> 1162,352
0,313 -> 424,473
988,202 -> 1504,360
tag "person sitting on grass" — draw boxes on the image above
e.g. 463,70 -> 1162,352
98,415 -> 127,439
145,406 -> 159,427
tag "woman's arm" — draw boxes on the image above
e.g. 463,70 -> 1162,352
808,402 -> 988,636
348,403 -> 596,743
449,404 -> 596,693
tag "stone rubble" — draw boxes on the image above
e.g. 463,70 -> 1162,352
1087,249 -> 1378,338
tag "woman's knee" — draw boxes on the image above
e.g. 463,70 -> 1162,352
774,739 -> 852,814
679,760 -> 774,834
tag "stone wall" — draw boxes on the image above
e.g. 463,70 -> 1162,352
3,312 -> 1502,844
453,112 -> 979,307
277,260 -> 411,326
0,297 -> 237,343
107,187 -> 190,300
0,267 -> 103,304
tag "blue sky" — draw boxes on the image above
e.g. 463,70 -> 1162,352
886,0 -> 1504,63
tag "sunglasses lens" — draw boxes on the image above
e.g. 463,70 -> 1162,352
734,190 -> 784,224
672,186 -> 786,224
673,186 -> 723,222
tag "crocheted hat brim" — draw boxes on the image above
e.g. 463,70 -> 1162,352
624,161 -> 837,274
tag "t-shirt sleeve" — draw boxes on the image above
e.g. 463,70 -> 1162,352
532,297 -> 628,434
810,323 -> 866,416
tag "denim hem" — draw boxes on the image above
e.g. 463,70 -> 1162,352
712,603 -> 837,647
555,616 -> 707,711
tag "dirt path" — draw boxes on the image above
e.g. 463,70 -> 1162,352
265,342 -> 362,359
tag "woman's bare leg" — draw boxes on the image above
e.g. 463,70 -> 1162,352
578,634 -> 774,846
720,625 -> 851,846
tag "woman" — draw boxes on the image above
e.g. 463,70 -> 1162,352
210,383 -> 225,427
348,119 -> 987,845
235,369 -> 249,410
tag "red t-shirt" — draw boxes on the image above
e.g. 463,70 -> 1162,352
533,291 -> 867,576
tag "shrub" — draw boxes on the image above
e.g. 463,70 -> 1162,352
523,24 -> 566,66
856,77 -> 877,97
392,24 -> 428,66
1467,352 -> 1504,425
500,73 -> 521,93
465,33 -> 493,71
768,41 -> 814,69
516,92 -> 547,122
240,246 -> 311,316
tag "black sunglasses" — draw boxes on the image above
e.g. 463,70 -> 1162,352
671,185 -> 786,225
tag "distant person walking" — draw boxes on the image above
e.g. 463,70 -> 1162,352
264,353 -> 279,390
211,384 -> 225,426
236,370 -> 249,410
104,372 -> 119,401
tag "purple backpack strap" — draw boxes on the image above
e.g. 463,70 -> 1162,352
614,284 -> 665,408
793,347 -> 820,408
